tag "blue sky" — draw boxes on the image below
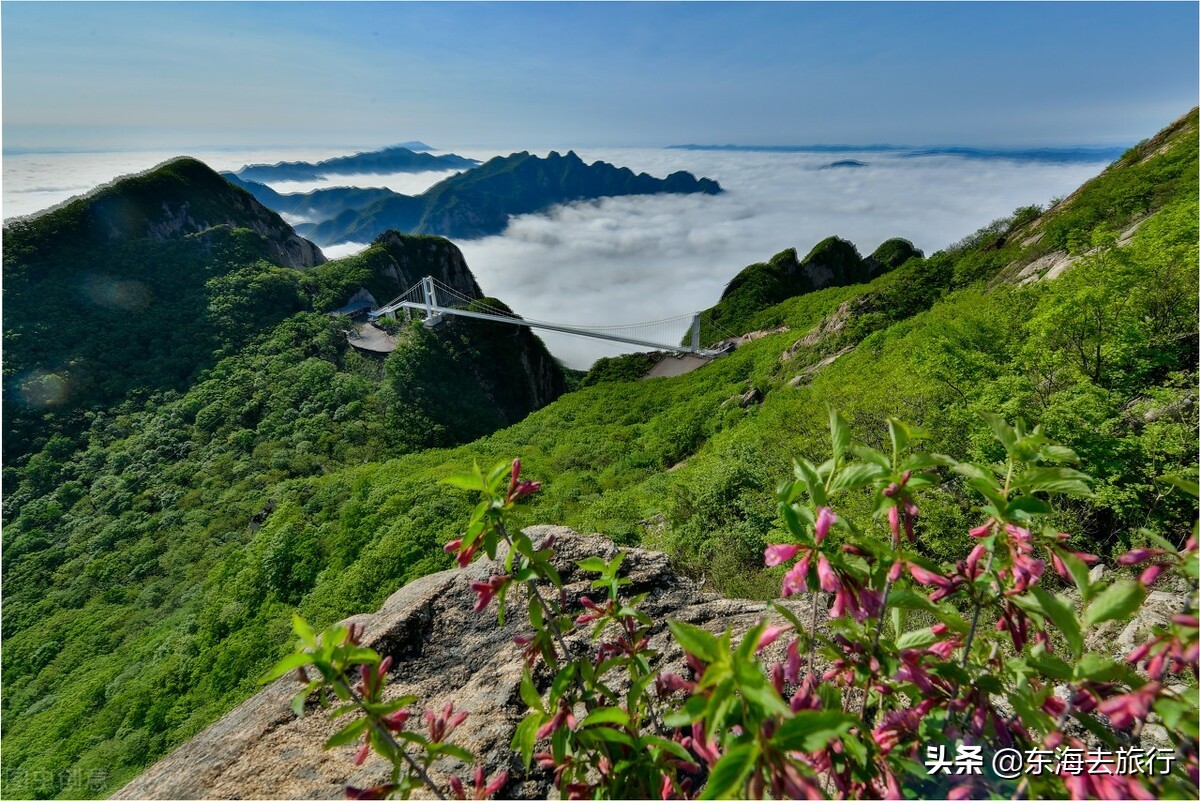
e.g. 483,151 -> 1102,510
3,2 -> 1197,152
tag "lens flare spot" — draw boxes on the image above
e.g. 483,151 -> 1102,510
18,370 -> 71,408
81,275 -> 152,311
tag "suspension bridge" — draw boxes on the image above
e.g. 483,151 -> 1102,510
356,276 -> 736,358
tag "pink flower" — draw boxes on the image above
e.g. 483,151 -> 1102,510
1139,564 -> 1167,586
426,702 -> 469,742
345,785 -> 395,800
462,767 -> 508,800
655,672 -> 696,696
887,505 -> 901,547
764,543 -> 800,567
382,709 -> 410,731
965,543 -> 988,577
782,554 -> 811,596
784,640 -> 803,684
445,538 -> 480,568
907,562 -> 951,589
575,595 -> 609,624
814,507 -> 836,543
1117,548 -> 1165,565
507,458 -> 541,502
969,519 -> 995,538
1097,683 -> 1160,729
817,554 -> 840,592
755,624 -> 791,652
536,702 -> 573,739
904,500 -> 919,542
469,574 -> 509,613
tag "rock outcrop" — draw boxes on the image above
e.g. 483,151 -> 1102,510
373,230 -> 483,300
115,529 -> 795,800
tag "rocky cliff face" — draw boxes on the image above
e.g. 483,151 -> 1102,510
373,230 -> 483,300
114,529 -> 795,800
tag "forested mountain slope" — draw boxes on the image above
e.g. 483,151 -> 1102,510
2,158 -> 328,463
1,109 -> 1196,798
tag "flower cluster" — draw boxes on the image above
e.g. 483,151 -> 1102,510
263,614 -> 506,800
271,412 -> 1198,799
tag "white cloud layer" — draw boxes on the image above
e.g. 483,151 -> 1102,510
262,170 -> 464,197
4,145 -> 1109,370
455,147 -> 1106,368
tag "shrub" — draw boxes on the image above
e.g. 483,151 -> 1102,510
272,410 -> 1198,799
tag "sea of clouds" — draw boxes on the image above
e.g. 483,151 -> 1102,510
3,145 -> 1109,368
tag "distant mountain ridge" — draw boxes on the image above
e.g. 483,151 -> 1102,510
235,146 -> 479,183
231,149 -> 723,244
670,143 -> 1127,163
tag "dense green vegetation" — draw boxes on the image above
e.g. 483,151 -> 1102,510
2,111 -> 1196,798
2,168 -> 484,466
702,236 -> 922,343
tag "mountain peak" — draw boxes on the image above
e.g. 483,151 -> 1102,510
8,157 -> 324,269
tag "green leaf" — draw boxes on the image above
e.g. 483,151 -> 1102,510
887,588 -> 940,613
1042,445 -> 1080,464
735,620 -> 766,662
1073,653 -> 1129,682
260,651 -> 313,684
1160,473 -> 1200,498
520,669 -> 544,713
772,710 -> 856,752
324,718 -> 368,749
577,556 -> 608,573
583,726 -> 636,747
440,471 -> 486,492
1027,651 -> 1074,682
980,411 -> 1017,453
511,714 -> 543,769
1011,467 -> 1093,497
292,613 -> 318,649
1056,548 -> 1092,601
829,408 -> 850,461
733,657 -> 789,716
1031,587 -> 1083,658
580,707 -> 630,728
662,694 -> 707,728
1004,496 -> 1051,518
953,462 -> 1000,486
643,734 -> 697,764
849,444 -> 890,469
549,663 -> 576,703
291,685 -> 315,717
901,453 -> 957,470
829,462 -> 885,494
887,418 -> 908,459
668,620 -> 721,664
793,459 -> 826,508
361,695 -> 418,716
1085,580 -> 1146,627
896,627 -> 939,650
699,742 -> 758,800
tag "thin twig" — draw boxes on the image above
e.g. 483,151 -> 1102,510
342,681 -> 447,800
961,549 -> 997,670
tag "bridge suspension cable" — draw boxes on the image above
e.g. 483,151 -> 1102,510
371,276 -> 734,357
